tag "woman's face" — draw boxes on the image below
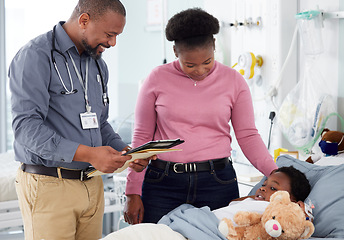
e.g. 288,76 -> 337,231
175,44 -> 215,81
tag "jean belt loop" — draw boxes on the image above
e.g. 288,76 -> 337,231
188,162 -> 197,172
209,160 -> 215,174
165,161 -> 170,176
57,167 -> 63,179
228,156 -> 233,164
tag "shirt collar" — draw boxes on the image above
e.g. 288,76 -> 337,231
54,21 -> 79,55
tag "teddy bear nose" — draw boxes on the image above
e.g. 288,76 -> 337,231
273,224 -> 279,230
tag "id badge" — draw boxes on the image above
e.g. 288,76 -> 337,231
80,112 -> 99,129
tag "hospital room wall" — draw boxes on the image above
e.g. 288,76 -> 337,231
111,0 -> 344,155
107,0 -> 204,122
2,1 -> 342,153
202,0 -> 343,160
203,0 -> 299,162
339,0 -> 344,124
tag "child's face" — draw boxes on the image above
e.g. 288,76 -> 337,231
255,171 -> 295,202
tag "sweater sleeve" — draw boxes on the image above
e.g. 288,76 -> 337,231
126,71 -> 158,195
231,74 -> 277,176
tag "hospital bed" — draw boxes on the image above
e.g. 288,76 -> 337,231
0,151 -> 21,236
102,155 -> 344,239
0,151 -> 128,239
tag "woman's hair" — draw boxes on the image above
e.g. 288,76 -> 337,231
165,8 -> 219,51
275,166 -> 311,202
72,0 -> 126,20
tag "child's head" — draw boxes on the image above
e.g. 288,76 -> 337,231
255,166 -> 311,202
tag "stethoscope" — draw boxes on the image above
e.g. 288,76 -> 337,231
50,26 -> 109,106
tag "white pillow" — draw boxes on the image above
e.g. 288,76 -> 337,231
314,153 -> 344,166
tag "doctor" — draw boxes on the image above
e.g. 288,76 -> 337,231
8,0 -> 151,239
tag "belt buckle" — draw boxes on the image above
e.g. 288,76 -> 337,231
80,169 -> 92,181
80,170 -> 90,181
80,170 -> 84,181
173,163 -> 184,173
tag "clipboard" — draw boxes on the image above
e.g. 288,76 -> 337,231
87,139 -> 184,176
123,139 -> 185,155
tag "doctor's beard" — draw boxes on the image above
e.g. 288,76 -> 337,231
82,39 -> 102,60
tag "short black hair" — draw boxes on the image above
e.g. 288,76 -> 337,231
165,8 -> 219,51
72,0 -> 126,20
275,166 -> 311,202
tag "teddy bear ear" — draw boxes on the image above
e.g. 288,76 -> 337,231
321,128 -> 330,137
300,220 -> 315,239
270,191 -> 290,204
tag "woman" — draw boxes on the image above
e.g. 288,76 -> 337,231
124,8 -> 277,224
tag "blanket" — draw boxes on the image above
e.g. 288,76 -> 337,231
158,204 -> 227,240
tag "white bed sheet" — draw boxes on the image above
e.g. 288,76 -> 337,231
0,151 -> 18,202
101,223 -> 339,240
102,223 -> 185,240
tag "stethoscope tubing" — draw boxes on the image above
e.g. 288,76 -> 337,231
51,26 -> 109,104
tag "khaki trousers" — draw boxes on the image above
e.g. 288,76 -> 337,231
15,168 -> 104,240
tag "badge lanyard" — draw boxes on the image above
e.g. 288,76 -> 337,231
67,51 -> 99,129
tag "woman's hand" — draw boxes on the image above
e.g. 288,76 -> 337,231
124,194 -> 144,224
123,146 -> 157,172
129,155 -> 157,172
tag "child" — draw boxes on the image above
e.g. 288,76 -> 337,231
102,166 -> 311,240
212,166 -> 311,222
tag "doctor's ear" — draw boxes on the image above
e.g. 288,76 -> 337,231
79,13 -> 90,28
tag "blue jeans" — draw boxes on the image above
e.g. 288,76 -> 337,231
141,158 -> 239,223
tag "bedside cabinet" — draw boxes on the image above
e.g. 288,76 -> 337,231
233,162 -> 263,197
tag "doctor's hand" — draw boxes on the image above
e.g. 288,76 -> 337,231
73,145 -> 131,173
124,194 -> 144,225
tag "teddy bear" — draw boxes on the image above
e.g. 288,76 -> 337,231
218,191 -> 314,240
306,128 -> 344,164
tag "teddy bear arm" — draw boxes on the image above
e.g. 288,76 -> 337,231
218,218 -> 237,238
300,220 -> 315,239
234,211 -> 262,225
242,225 -> 272,240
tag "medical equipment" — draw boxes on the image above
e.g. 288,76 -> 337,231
232,52 -> 263,85
295,10 -> 324,55
222,17 -> 262,28
276,9 -> 341,155
267,9 -> 344,102
51,26 -> 109,105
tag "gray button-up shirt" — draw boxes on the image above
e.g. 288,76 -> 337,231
9,22 -> 127,169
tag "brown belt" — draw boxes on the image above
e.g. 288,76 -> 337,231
150,158 -> 229,173
21,163 -> 92,181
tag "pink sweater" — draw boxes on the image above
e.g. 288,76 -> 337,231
126,60 -> 277,195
